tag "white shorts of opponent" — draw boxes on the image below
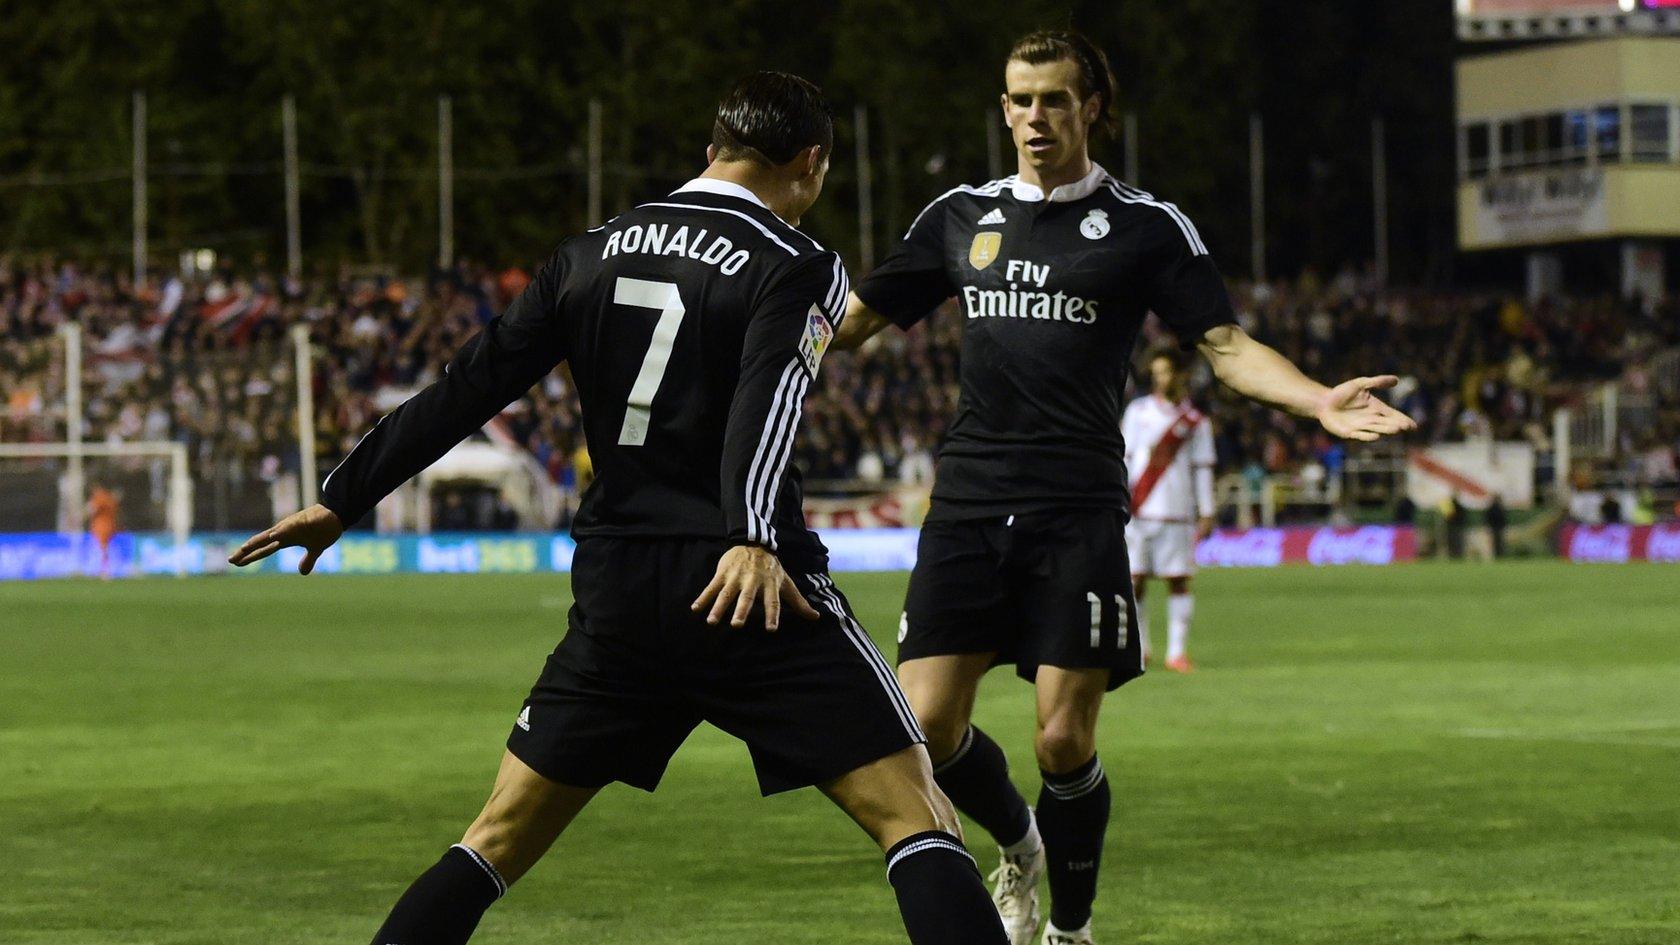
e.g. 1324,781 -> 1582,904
1125,519 -> 1197,578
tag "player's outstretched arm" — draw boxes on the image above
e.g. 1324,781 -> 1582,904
690,545 -> 822,631
1196,324 -> 1417,442
314,252 -> 571,528
831,292 -> 892,351
228,503 -> 345,574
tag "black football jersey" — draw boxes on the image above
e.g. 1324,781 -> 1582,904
853,164 -> 1235,520
321,178 -> 848,566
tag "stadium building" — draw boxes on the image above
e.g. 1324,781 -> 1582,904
1455,0 -> 1680,298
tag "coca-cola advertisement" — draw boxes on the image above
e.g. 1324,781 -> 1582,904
1196,526 -> 1417,568
1559,524 -> 1680,563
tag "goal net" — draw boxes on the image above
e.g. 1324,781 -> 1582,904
0,441 -> 192,577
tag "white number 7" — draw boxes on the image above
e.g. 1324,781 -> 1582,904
614,277 -> 687,446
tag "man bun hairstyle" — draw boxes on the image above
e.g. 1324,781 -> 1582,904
1007,29 -> 1118,138
712,71 -> 834,166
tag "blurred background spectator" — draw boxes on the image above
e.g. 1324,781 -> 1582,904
4,256 -> 1678,530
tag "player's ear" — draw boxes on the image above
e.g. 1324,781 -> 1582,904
799,144 -> 825,181
706,143 -> 718,164
999,92 -> 1011,125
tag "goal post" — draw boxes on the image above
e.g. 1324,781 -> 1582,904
0,440 -> 193,554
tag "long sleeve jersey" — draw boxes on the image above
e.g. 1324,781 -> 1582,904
320,178 -> 847,568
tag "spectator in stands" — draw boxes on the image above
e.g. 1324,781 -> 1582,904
5,256 -> 1677,530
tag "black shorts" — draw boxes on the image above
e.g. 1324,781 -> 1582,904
507,537 -> 925,795
900,508 -> 1143,691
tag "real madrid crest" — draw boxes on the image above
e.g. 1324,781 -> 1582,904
1080,209 -> 1110,240
968,231 -> 1002,270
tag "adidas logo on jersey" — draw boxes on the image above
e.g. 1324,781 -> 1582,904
977,208 -> 1006,225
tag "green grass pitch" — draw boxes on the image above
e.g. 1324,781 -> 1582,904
3,562 -> 1677,944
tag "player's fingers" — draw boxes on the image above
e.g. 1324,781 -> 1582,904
229,529 -> 275,563
761,582 -> 780,632
1358,413 -> 1404,434
230,538 -> 281,566
731,576 -> 760,628
1348,429 -> 1379,442
691,570 -> 726,612
707,580 -> 740,626
1374,403 -> 1419,430
782,575 -> 822,621
1359,374 -> 1400,391
299,547 -> 322,575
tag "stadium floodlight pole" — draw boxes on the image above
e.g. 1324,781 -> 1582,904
1552,408 -> 1573,507
437,94 -> 454,270
587,98 -> 603,226
1249,112 -> 1265,283
293,323 -> 318,509
62,322 -> 85,535
131,90 -> 147,287
855,103 -> 874,271
1602,383 -> 1618,448
1123,111 -> 1139,184
169,441 -> 190,575
1373,116 -> 1389,287
986,107 -> 1003,182
282,95 -> 302,281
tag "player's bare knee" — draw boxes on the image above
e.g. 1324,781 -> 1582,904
1034,720 -> 1096,774
902,684 -> 970,761
917,709 -> 970,763
1167,576 -> 1191,594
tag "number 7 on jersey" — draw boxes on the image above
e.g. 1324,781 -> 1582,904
614,276 -> 687,446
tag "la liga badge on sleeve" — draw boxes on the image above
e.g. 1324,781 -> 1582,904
799,305 -> 834,376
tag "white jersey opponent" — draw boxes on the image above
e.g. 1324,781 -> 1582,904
1122,394 -> 1215,577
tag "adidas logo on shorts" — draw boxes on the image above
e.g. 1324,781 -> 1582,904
977,208 -> 1006,226
515,706 -> 531,731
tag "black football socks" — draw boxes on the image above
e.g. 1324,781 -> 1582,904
1036,754 -> 1110,931
885,831 -> 1010,944
367,844 -> 506,945
932,725 -> 1035,849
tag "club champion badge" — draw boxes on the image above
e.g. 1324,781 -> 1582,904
1080,209 -> 1110,240
969,231 -> 1002,270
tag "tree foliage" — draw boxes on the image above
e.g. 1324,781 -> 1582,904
0,0 -> 1455,281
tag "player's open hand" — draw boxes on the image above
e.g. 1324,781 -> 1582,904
1314,376 -> 1417,442
691,544 -> 822,631
227,503 -> 345,575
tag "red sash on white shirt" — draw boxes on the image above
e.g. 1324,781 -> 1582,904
1130,404 -> 1202,510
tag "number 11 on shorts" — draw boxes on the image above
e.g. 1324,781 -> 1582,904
1087,592 -> 1130,648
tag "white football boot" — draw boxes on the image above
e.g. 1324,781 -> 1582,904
1042,920 -> 1094,945
987,841 -> 1045,945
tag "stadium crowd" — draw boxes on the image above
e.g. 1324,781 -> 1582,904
3,257 -> 1678,527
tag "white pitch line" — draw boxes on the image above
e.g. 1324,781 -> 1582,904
1457,727 -> 1680,749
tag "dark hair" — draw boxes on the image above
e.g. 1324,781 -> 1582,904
1006,30 -> 1118,138
711,71 -> 834,166
1147,344 -> 1190,372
